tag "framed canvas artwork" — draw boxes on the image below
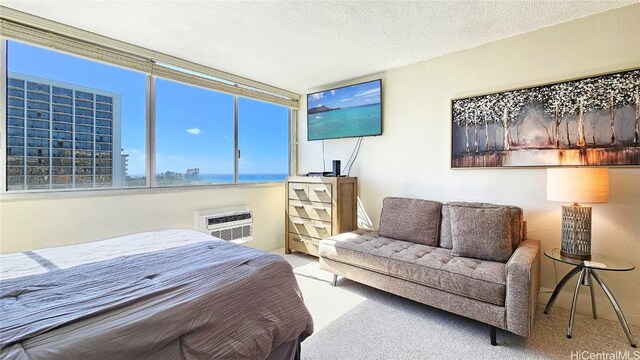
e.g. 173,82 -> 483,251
451,69 -> 639,168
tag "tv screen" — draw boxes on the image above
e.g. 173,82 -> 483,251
307,79 -> 382,141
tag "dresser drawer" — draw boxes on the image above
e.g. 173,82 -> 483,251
288,200 -> 332,222
308,183 -> 332,203
288,216 -> 332,239
288,233 -> 320,257
288,183 -> 309,201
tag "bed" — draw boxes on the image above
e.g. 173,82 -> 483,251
0,229 -> 313,360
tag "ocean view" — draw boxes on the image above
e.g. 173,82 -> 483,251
126,173 -> 287,187
198,173 -> 287,183
308,103 -> 381,140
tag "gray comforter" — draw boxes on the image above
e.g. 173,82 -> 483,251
0,229 -> 313,359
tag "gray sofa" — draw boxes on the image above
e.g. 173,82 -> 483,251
318,197 -> 540,345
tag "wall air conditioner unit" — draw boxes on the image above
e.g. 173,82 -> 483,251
194,206 -> 253,244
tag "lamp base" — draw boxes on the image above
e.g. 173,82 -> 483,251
560,204 -> 592,261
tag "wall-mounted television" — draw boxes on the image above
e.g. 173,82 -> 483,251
307,79 -> 382,141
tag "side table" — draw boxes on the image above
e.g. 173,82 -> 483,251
544,248 -> 636,347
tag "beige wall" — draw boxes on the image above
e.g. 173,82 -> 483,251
0,185 -> 285,253
298,5 -> 640,325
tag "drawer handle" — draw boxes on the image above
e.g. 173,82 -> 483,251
301,238 -> 319,246
293,205 -> 304,209
312,224 -> 327,229
311,207 -> 327,211
291,220 -> 304,225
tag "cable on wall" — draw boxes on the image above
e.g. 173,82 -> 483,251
345,137 -> 363,176
322,140 -> 326,171
343,138 -> 359,172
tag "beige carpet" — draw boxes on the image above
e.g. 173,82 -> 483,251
278,251 -> 639,360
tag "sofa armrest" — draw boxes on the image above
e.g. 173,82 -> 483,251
505,239 -> 540,337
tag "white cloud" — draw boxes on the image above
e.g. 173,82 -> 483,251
186,127 -> 201,135
354,88 -> 381,98
330,90 -> 336,96
310,93 -> 324,101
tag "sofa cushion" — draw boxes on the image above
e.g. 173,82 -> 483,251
449,206 -> 513,262
319,230 -> 507,306
379,197 -> 442,246
440,202 -> 523,250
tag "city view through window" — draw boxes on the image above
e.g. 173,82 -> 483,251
5,40 -> 289,191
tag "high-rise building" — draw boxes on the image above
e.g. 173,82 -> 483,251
120,151 -> 129,186
5,73 -> 121,191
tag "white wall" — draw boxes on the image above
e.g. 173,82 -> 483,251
299,5 -> 640,326
0,185 -> 285,253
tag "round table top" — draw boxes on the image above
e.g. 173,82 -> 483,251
544,248 -> 635,271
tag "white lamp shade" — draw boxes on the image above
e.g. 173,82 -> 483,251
546,168 -> 609,203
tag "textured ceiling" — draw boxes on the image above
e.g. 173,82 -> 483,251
1,1 -> 634,94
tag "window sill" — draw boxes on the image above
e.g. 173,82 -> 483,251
0,181 -> 285,202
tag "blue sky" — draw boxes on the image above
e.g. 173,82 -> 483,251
307,80 -> 381,110
8,40 -> 288,176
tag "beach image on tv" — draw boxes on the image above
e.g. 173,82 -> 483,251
307,79 -> 381,140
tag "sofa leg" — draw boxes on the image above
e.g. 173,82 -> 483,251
490,325 -> 497,346
331,274 -> 338,286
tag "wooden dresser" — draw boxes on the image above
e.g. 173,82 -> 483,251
285,176 -> 357,257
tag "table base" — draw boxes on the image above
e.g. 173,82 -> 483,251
544,267 -> 636,348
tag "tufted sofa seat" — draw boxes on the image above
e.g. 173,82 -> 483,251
321,230 -> 507,306
318,197 -> 540,345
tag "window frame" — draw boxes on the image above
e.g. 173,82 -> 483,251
0,8 -> 298,197
151,75 -> 237,188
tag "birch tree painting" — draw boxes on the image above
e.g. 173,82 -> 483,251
451,69 -> 640,167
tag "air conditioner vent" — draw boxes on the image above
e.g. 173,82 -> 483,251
194,207 -> 253,244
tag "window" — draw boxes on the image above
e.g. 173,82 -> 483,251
238,98 -> 289,182
5,40 -> 146,190
2,15 -> 297,193
155,78 -> 235,186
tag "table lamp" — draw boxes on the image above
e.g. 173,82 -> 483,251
546,167 -> 609,260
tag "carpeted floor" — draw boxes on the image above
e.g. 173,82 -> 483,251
278,251 -> 639,360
